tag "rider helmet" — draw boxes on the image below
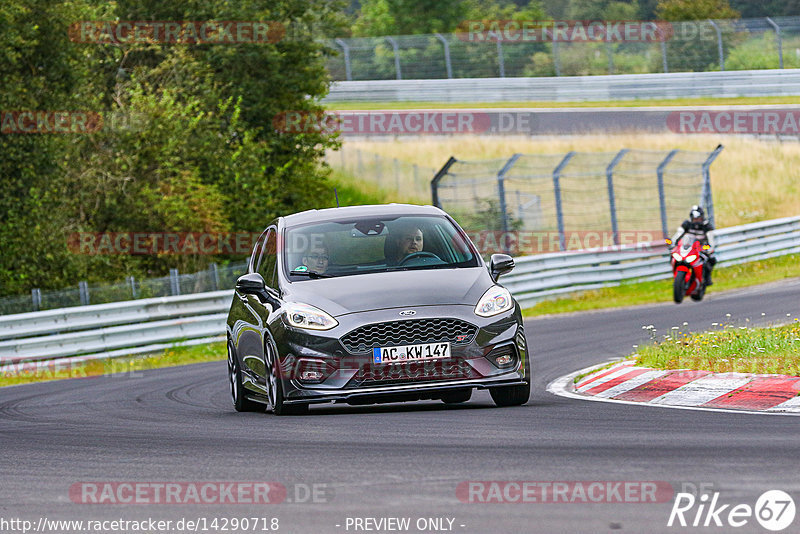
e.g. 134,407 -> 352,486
689,205 -> 704,223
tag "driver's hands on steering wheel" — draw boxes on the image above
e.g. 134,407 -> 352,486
397,251 -> 441,265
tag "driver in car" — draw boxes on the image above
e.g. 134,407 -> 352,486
385,224 -> 424,265
301,242 -> 330,274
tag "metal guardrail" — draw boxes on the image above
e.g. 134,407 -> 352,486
0,291 -> 233,363
324,69 -> 800,103
0,216 -> 797,364
503,215 -> 800,307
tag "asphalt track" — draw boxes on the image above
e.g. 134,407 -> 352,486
1,279 -> 799,533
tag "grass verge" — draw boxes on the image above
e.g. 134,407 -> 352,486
634,321 -> 800,376
523,253 -> 800,317
326,96 -> 800,110
0,341 -> 225,388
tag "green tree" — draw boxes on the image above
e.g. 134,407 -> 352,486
656,0 -> 739,20
0,0 -> 347,296
656,0 -> 740,72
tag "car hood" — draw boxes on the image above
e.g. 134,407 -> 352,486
283,267 -> 493,317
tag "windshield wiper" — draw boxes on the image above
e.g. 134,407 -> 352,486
289,270 -> 332,278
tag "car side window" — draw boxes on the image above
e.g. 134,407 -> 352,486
249,229 -> 269,273
257,229 -> 278,288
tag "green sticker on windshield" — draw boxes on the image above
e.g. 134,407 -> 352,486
294,266 -> 308,272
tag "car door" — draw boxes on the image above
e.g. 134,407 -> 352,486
231,227 -> 277,396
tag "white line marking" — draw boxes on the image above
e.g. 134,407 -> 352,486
765,395 -> 800,413
649,377 -> 752,406
547,362 -> 800,417
594,370 -> 669,398
576,363 -> 636,392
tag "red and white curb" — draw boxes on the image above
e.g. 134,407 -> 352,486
547,360 -> 800,416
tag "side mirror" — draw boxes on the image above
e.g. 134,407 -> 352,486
489,253 -> 514,281
235,273 -> 266,294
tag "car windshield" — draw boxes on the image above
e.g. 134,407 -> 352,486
283,214 -> 479,279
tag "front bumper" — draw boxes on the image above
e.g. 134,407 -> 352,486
272,304 -> 529,405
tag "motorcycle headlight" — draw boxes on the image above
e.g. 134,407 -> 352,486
475,286 -> 513,317
284,302 -> 338,330
672,252 -> 681,261
685,254 -> 697,262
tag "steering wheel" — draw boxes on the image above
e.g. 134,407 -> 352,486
398,251 -> 440,265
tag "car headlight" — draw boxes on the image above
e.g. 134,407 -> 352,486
284,302 -> 338,330
475,286 -> 513,317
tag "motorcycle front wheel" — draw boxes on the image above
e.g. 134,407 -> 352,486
673,274 -> 686,303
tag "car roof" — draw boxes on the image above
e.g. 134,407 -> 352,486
281,204 -> 446,227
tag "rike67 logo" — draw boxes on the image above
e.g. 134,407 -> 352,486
668,490 -> 795,531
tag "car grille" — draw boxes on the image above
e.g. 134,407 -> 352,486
340,318 -> 478,354
346,358 -> 480,389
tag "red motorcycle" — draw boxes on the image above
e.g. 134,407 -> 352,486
666,234 -> 709,303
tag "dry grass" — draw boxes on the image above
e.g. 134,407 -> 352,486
341,134 -> 800,227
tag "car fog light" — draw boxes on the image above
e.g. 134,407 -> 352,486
300,370 -> 324,381
495,355 -> 512,365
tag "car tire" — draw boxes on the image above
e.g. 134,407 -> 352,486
490,381 -> 530,407
228,341 -> 263,413
441,389 -> 472,404
272,377 -> 309,416
490,354 -> 531,407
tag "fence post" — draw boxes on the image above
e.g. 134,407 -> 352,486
606,149 -> 628,245
656,149 -> 678,239
652,22 -> 669,73
385,36 -> 402,80
357,149 -> 363,176
393,158 -> 400,191
127,275 -> 138,299
552,36 -> 561,76
766,17 -> 783,69
209,263 -> 219,291
334,38 -> 353,81
431,156 -> 457,208
169,268 -> 180,296
31,288 -> 41,312
552,152 -> 575,251
606,41 -> 614,74
79,281 -> 90,305
708,19 -> 724,71
375,153 -> 382,186
496,40 -> 505,77
497,154 -> 521,252
435,33 -> 453,79
701,144 -> 724,227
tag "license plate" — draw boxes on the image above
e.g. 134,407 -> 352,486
373,342 -> 451,364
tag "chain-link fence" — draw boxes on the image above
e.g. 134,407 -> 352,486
326,146 -> 436,201
327,17 -> 800,81
0,262 -> 248,316
432,146 -> 723,253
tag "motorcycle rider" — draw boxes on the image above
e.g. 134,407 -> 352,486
670,205 -> 717,286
